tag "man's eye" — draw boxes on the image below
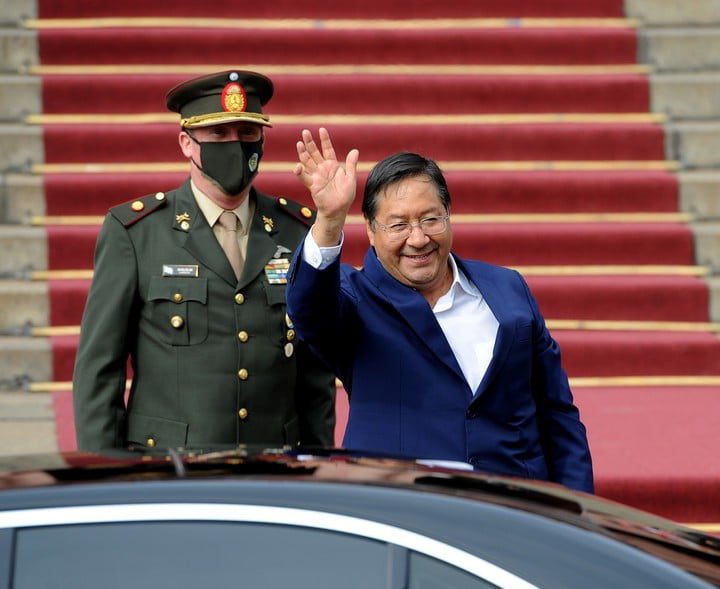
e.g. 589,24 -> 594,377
422,217 -> 440,224
388,223 -> 409,233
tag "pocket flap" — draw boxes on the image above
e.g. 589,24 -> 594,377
148,276 -> 208,303
127,412 -> 189,447
263,282 -> 287,306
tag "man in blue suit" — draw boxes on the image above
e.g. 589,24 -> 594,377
286,128 -> 594,493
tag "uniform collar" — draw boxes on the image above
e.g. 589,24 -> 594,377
190,179 -> 251,235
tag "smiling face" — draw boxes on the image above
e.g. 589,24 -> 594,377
366,175 -> 453,303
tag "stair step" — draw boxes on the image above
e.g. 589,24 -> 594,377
36,122 -> 667,164
37,72 -> 653,115
16,170 -> 678,219
36,27 -> 638,66
35,222 -> 696,270
36,0 -> 626,19
21,275 -> 708,327
641,28 -> 720,72
652,72 -> 720,119
45,330 -> 720,382
0,280 -> 47,329
0,336 -> 52,383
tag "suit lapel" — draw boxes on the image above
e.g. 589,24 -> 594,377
172,181 -> 238,287
459,258 -> 516,398
363,249 -> 466,383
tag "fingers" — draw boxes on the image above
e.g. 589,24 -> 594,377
318,127 -> 337,162
301,129 -> 325,166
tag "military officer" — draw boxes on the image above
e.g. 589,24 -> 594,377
72,70 -> 336,451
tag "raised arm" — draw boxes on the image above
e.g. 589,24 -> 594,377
293,127 -> 359,246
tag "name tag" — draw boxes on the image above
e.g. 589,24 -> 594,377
162,264 -> 199,277
264,258 -> 290,284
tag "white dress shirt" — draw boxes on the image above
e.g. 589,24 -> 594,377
302,231 -> 499,393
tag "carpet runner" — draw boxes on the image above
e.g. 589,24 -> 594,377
26,0 -> 720,525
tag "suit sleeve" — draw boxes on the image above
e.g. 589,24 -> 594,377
286,246 -> 358,382
73,214 -> 138,450
519,273 -> 595,493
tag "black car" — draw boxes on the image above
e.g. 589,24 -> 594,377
0,449 -> 717,588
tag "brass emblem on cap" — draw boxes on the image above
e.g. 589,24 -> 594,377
300,207 -> 312,219
262,215 -> 274,233
131,200 -> 144,212
155,192 -> 165,201
221,82 -> 247,113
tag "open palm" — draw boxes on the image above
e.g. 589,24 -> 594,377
294,128 -> 359,220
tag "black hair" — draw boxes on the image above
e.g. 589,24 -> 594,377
361,152 -> 451,223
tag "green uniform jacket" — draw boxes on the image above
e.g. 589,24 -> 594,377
73,181 -> 336,451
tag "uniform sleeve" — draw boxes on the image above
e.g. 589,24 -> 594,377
72,214 -> 139,450
294,340 -> 337,446
519,273 -> 595,493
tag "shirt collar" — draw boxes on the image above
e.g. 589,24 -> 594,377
190,179 -> 251,235
433,255 -> 481,312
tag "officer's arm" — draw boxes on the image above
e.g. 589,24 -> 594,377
294,340 -> 337,446
73,214 -> 138,451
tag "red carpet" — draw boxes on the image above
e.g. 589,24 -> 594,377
578,386 -> 720,520
46,222 -> 695,270
41,74 -> 651,115
39,28 -> 637,66
48,275 -> 709,327
42,122 -> 666,164
38,0 -> 625,19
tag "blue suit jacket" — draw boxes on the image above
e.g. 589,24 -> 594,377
287,247 -> 594,493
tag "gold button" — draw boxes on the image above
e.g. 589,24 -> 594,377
286,329 -> 295,342
284,342 -> 294,358
170,315 -> 184,329
146,437 -> 156,448
279,197 -> 288,206
180,220 -> 190,231
300,207 -> 312,218
238,368 -> 249,380
238,408 -> 248,420
172,293 -> 183,303
234,293 -> 245,305
238,331 -> 249,342
155,192 -> 165,201
131,200 -> 144,212
285,313 -> 294,328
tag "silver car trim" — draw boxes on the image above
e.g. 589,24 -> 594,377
0,502 -> 538,588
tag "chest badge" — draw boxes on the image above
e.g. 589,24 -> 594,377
264,258 -> 290,284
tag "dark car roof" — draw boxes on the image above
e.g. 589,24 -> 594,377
0,449 -> 718,587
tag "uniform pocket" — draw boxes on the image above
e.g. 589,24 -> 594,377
126,412 -> 189,448
148,276 -> 209,346
262,281 -> 288,344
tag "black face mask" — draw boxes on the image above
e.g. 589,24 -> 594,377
188,134 -> 263,196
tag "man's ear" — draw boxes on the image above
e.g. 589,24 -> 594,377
366,219 -> 375,247
178,131 -> 193,158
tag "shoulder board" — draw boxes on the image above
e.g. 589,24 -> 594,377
274,196 -> 316,228
110,191 -> 169,228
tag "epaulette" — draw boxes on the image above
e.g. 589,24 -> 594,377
275,196 -> 316,228
110,191 -> 169,228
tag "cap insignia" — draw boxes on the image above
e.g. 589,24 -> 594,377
221,82 -> 247,113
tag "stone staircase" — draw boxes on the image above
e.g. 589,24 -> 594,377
1,0 -> 720,460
